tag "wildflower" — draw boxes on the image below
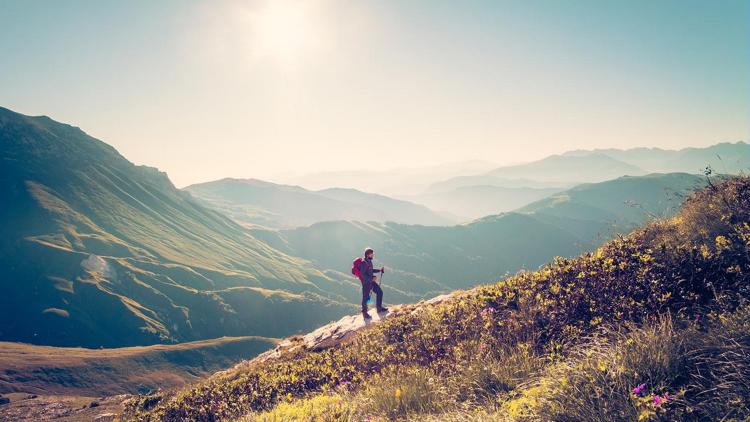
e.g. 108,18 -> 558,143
395,388 -> 402,399
632,383 -> 646,395
479,343 -> 488,350
653,393 -> 670,407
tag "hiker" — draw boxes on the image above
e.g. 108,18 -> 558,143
353,247 -> 388,319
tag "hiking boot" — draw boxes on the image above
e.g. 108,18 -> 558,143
362,311 -> 372,320
377,307 -> 389,313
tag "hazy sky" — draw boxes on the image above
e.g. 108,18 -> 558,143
1,0 -> 748,187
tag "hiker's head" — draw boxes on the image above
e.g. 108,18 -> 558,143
364,247 -> 374,259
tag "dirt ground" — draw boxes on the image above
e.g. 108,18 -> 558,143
0,392 -> 130,421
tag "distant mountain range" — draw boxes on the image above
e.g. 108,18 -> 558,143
561,142 -> 749,174
184,179 -> 456,229
401,143 -> 747,217
427,142 -> 747,192
251,173 -> 706,294
276,160 -> 499,196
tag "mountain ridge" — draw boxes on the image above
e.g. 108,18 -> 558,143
183,177 -> 455,229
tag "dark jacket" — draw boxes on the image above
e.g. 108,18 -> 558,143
358,257 -> 381,284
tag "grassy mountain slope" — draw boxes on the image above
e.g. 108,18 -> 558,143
129,176 -> 750,422
183,179 -> 454,229
0,106 -> 355,348
0,336 -> 277,396
519,173 -> 707,243
251,173 -> 705,301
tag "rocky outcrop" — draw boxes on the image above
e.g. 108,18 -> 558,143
217,291 -> 461,379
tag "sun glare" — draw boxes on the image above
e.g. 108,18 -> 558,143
246,1 -> 316,66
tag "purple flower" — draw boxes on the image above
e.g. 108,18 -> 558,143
631,383 -> 646,395
653,393 -> 670,407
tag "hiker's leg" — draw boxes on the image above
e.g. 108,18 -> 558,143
361,281 -> 372,312
372,282 -> 383,309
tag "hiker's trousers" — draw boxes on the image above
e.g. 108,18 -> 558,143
361,279 -> 383,311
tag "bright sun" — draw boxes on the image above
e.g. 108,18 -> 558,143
247,1 -> 317,66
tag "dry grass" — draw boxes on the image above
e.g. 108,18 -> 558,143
0,336 -> 276,396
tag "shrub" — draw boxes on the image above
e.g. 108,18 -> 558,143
241,394 -> 357,422
523,308 -> 750,421
358,366 -> 446,420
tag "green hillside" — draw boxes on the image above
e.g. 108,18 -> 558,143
128,176 -> 750,422
0,107 -> 356,348
183,179 -> 455,229
519,173 -> 707,243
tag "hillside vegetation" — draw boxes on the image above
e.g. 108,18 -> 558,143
127,176 -> 750,421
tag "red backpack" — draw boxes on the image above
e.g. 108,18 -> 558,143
351,257 -> 363,279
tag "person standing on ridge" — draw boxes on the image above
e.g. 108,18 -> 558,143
355,247 -> 388,319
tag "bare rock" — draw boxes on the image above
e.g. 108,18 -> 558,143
303,306 -> 399,351
94,412 -> 116,422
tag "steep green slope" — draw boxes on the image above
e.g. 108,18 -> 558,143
183,179 -> 454,229
0,107 -> 354,348
519,173 -> 707,243
130,176 -> 750,422
251,173 -> 704,299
